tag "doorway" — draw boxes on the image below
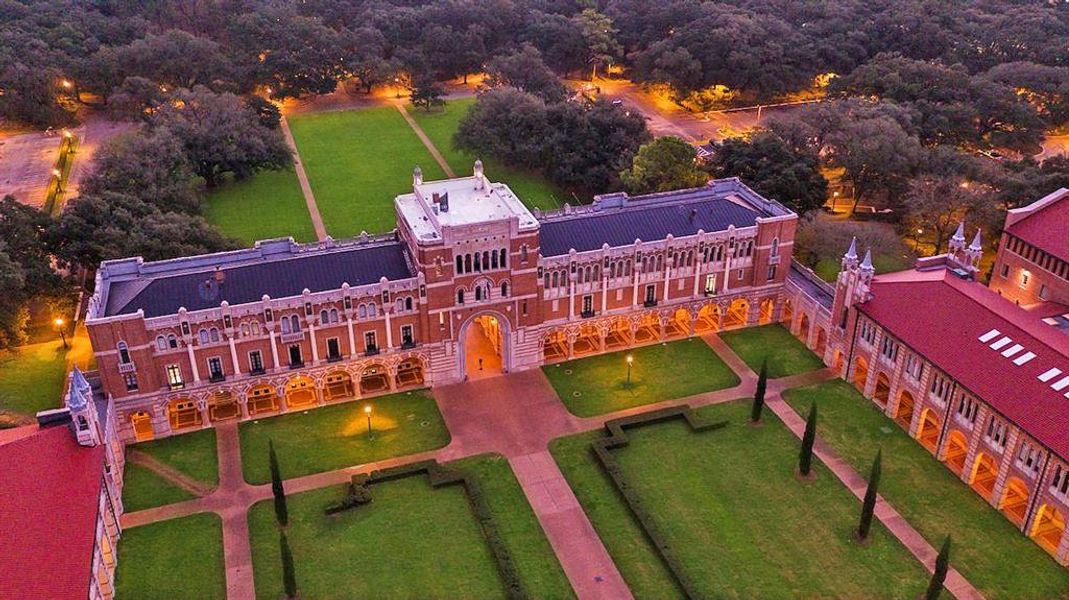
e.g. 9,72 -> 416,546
463,314 -> 506,380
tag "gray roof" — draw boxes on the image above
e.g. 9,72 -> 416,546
105,242 -> 414,318
787,264 -> 834,309
539,195 -> 761,256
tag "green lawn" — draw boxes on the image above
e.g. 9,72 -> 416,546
550,400 -> 928,599
249,476 -> 507,599
288,107 -> 448,238
450,454 -> 576,599
783,381 -> 1069,599
814,253 -> 912,283
720,324 -> 825,378
409,98 -> 569,211
203,168 -> 317,245
239,391 -> 450,485
122,429 -> 219,511
120,463 -> 196,513
542,338 -> 739,417
0,340 -> 67,417
115,512 -> 225,600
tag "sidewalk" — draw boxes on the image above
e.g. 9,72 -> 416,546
278,116 -> 328,241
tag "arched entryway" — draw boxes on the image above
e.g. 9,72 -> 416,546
814,327 -> 827,356
758,298 -> 774,325
634,313 -> 660,344
695,304 -> 720,333
724,298 -> 749,329
916,408 -> 940,452
168,398 -> 201,431
573,323 -> 600,355
606,318 -> 631,348
285,375 -> 317,409
247,383 -> 279,416
129,411 -> 153,441
395,358 -> 425,388
667,308 -> 690,338
1031,504 -> 1066,556
323,371 -> 355,402
969,452 -> 999,499
999,478 -> 1030,526
359,364 -> 390,394
853,356 -> 869,392
944,430 -> 969,474
873,372 -> 891,406
894,390 -> 915,429
208,390 -> 240,422
782,298 -> 793,324
543,329 -> 567,361
461,313 -> 508,380
798,314 -> 811,342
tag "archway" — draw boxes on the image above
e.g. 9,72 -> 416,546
573,323 -> 600,355
758,298 -> 775,325
462,313 -> 507,379
916,408 -> 940,452
833,350 -> 845,373
853,356 -> 869,392
359,364 -> 390,394
129,411 -> 153,441
395,358 -> 425,388
724,298 -> 749,329
798,314 -> 811,342
894,390 -> 915,429
944,430 -> 969,474
634,313 -> 660,344
999,478 -> 1030,526
696,304 -> 720,333
782,298 -> 793,324
324,371 -> 355,402
1031,504 -> 1066,555
814,327 -> 827,356
247,383 -> 279,416
873,372 -> 891,406
605,318 -> 631,349
667,308 -> 690,338
969,452 -> 999,499
168,398 -> 201,431
543,329 -> 567,362
285,375 -> 318,409
208,390 -> 240,422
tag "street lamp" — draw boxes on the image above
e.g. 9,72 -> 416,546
54,318 -> 68,348
832,190 -> 840,212
626,354 -> 633,385
364,404 -> 373,437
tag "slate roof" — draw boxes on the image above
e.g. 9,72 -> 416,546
1006,189 -> 1069,263
857,269 -> 1069,461
105,242 -> 414,318
539,194 -> 761,256
0,426 -> 105,600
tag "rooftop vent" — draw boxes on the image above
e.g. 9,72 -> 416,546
989,336 -> 1012,350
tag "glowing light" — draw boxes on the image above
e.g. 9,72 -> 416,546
364,404 -> 372,414
60,79 -> 72,89
54,318 -> 64,327
52,168 -> 61,178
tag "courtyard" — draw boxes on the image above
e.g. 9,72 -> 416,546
204,169 -> 317,245
719,323 -> 826,378
114,512 -> 225,600
121,428 -> 218,512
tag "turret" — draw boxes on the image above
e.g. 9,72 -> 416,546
965,229 -> 983,272
841,236 -> 859,272
413,165 -> 423,186
66,367 -> 101,446
473,159 -> 485,191
948,221 -> 966,259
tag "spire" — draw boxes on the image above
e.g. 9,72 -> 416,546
860,249 -> 874,272
412,165 -> 423,186
473,159 -> 485,190
951,221 -> 965,243
969,229 -> 982,251
845,237 -> 858,260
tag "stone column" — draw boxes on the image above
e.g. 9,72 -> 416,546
309,323 -> 319,363
387,366 -> 398,390
239,395 -> 250,420
186,344 -> 201,383
151,404 -> 172,438
269,330 -> 281,369
197,399 -> 210,429
277,385 -> 288,413
316,384 -> 326,407
228,337 -> 241,374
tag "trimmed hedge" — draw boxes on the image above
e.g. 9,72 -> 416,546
326,460 -> 529,600
591,405 -> 728,600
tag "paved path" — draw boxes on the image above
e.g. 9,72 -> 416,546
394,102 -> 456,178
126,450 -> 213,497
278,115 -> 328,241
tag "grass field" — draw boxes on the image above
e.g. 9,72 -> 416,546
288,107 -> 448,237
542,338 -> 739,417
814,253 -> 912,283
122,429 -> 219,511
409,98 -> 569,211
203,168 -> 317,245
249,475 -> 506,599
550,400 -> 928,599
115,513 -> 226,600
238,391 -> 449,485
0,340 -> 67,417
720,324 -> 825,378
784,381 -> 1069,599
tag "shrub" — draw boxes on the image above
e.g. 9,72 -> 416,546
798,403 -> 818,476
269,440 -> 288,526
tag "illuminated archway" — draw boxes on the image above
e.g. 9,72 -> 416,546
853,356 -> 869,392
573,323 -> 600,355
814,327 -> 827,356
782,298 -> 793,324
723,298 -> 749,329
798,314 -> 811,342
395,358 -> 425,388
634,313 -> 660,344
916,408 -> 940,453
208,390 -> 240,422
323,371 -> 355,402
359,364 -> 390,394
247,383 -> 279,416
460,312 -> 509,380
129,411 -> 153,442
944,430 -> 969,474
285,375 -> 317,409
543,329 -> 567,361
999,478 -> 1030,527
873,372 -> 891,406
758,298 -> 774,325
894,390 -> 915,429
667,308 -> 690,338
696,304 -> 720,333
1031,504 -> 1066,556
605,318 -> 631,348
969,452 -> 999,499
168,398 -> 201,431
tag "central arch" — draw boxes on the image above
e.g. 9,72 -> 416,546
459,311 -> 511,380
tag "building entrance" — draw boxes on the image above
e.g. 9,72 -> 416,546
463,314 -> 506,380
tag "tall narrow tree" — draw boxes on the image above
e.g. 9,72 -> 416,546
751,357 -> 768,423
269,440 -> 288,526
857,449 -> 882,540
280,531 -> 298,599
798,403 -> 818,477
924,536 -> 951,600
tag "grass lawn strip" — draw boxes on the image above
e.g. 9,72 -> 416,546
249,469 -> 505,599
133,427 -> 219,487
783,380 -> 1069,599
120,463 -> 197,513
287,107 -> 448,238
203,168 -> 317,245
238,390 -> 449,485
551,399 -> 928,599
0,340 -> 67,417
114,512 -> 225,600
542,338 -> 739,417
719,324 -> 825,378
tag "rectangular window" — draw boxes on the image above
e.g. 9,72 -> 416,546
123,373 -> 138,391
645,285 -> 656,305
249,351 -> 264,374
582,295 -> 593,315
766,265 -> 777,280
736,269 -> 744,280
207,357 -> 224,380
401,326 -> 414,346
166,364 -> 183,389
1039,284 -> 1049,300
1021,271 -> 1030,288
327,337 -> 341,359
522,300 -> 528,316
365,331 -> 378,353
288,345 -> 303,366
1000,264 -> 1009,278
704,274 -> 717,294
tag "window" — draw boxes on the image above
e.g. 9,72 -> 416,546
209,328 -> 220,343
770,237 -> 779,258
456,255 -> 463,274
905,354 -> 922,380
290,315 -> 300,332
395,298 -> 404,312
1052,465 -> 1069,498
475,286 -> 483,301
249,351 -> 264,373
404,297 -> 413,311
156,336 -> 167,351
501,282 -> 509,297
288,345 -> 303,366
1040,284 -> 1049,300
522,300 -> 528,316
368,303 -> 377,317
401,325 -> 414,346
1016,442 -> 1042,476
365,331 -> 378,352
984,415 -> 1008,448
704,274 -> 717,294
880,337 -> 899,362
199,329 -> 209,344
766,265 -> 777,280
166,364 -> 183,389
327,338 -> 341,359
358,304 -> 368,318
1000,264 -> 1009,278
929,374 -> 950,403
1021,271 -> 1030,288
241,323 -> 250,337
457,289 -> 465,304
321,309 -> 329,323
859,321 -> 876,345
582,295 -> 593,315
736,269 -> 744,280
956,395 -> 979,425
123,373 -> 138,391
520,244 -> 528,263
645,284 -> 656,304
207,357 -> 224,381
115,342 -> 130,364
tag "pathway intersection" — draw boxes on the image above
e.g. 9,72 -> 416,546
121,333 -> 984,600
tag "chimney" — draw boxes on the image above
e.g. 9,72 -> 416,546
473,159 -> 485,190
432,192 -> 440,205
689,208 -> 697,222
440,192 -> 450,212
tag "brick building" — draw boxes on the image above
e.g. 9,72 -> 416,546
83,166 -> 796,443
990,187 -> 1069,307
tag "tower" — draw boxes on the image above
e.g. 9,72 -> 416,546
413,165 -> 423,186
66,367 -> 101,446
831,237 -> 867,330
948,221 -> 967,263
964,229 -> 983,273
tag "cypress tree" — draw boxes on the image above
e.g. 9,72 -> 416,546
798,403 -> 818,477
857,449 -> 882,540
924,535 -> 951,600
751,357 -> 768,422
280,531 -> 298,599
269,440 -> 288,526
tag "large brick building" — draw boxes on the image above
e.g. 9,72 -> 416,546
784,189 -> 1069,566
84,166 -> 796,443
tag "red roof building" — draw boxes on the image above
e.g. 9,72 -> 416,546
991,188 -> 1069,306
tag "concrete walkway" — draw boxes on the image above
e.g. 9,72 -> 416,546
394,102 -> 456,178
278,116 -> 328,241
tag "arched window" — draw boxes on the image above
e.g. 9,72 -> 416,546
500,248 -> 507,268
552,272 -> 559,288
544,273 -> 550,287
475,286 -> 483,301
610,262 -> 617,278
465,254 -> 472,273
368,303 -> 377,317
687,250 -> 694,266
117,342 -> 131,364
625,260 -> 631,276
209,328 -> 220,343
251,321 -> 261,335
491,250 -> 499,269
329,309 -> 339,322
771,237 -> 780,258
483,251 -> 490,271
485,283 -> 492,299
656,255 -> 663,272
520,245 -> 527,262
167,334 -> 178,348
395,298 -> 404,312
585,266 -> 592,282
281,318 -> 291,334
456,255 -> 464,274
501,282 -> 509,297
577,268 -> 584,284
156,336 -> 167,351
289,315 -> 300,332
320,309 -> 329,323
593,265 -> 600,280
199,329 -> 210,344
358,304 -> 368,319
405,297 -> 413,311
240,323 -> 250,337
641,257 -> 648,273
474,252 -> 481,272
457,289 -> 465,304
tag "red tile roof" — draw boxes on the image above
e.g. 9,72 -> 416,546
1006,189 -> 1069,263
858,269 -> 1069,461
0,425 -> 105,600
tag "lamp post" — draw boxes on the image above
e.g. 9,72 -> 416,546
364,404 -> 373,438
626,354 -> 633,385
54,318 -> 68,349
832,191 -> 840,213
